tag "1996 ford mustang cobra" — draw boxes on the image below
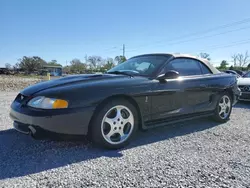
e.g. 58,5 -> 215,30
10,53 -> 241,149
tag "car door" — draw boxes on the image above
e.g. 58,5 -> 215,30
191,60 -> 215,113
179,58 -> 214,114
150,57 -> 212,121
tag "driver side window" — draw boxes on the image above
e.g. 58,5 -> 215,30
161,58 -> 203,76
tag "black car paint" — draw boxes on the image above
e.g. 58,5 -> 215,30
11,54 -> 240,135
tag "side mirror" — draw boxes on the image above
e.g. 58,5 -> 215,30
157,70 -> 180,80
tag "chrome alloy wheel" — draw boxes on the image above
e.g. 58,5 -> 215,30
218,95 -> 231,119
101,105 -> 134,145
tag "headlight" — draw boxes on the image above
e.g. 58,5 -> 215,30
27,96 -> 68,109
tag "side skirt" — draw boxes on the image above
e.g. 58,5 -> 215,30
143,111 -> 214,129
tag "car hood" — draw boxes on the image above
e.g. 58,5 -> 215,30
20,74 -> 145,96
237,77 -> 250,85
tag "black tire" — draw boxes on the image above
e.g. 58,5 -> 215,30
90,98 -> 139,149
212,92 -> 232,123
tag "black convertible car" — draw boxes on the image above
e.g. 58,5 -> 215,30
10,53 -> 241,149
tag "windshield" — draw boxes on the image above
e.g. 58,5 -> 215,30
107,55 -> 171,76
243,72 -> 250,78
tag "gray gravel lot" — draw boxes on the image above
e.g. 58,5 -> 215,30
0,75 -> 42,92
0,91 -> 250,188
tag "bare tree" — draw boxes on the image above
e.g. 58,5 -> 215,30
198,53 -> 211,61
238,51 -> 249,67
13,63 -> 20,70
231,51 -> 250,67
231,54 -> 238,67
5,63 -> 12,70
87,56 -> 102,69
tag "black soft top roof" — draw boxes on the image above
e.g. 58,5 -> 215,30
131,53 -> 220,74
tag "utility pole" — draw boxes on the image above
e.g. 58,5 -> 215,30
123,44 -> 125,57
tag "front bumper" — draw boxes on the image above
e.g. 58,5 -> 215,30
239,92 -> 250,101
232,87 -> 242,105
10,101 -> 95,136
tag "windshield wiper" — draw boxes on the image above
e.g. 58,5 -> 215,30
107,71 -> 134,77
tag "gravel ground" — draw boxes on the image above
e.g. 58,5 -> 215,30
0,91 -> 250,188
0,75 -> 42,92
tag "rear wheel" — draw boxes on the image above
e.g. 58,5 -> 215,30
90,99 -> 138,149
212,93 -> 232,122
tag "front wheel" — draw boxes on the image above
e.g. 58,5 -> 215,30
212,93 -> 232,122
90,99 -> 138,149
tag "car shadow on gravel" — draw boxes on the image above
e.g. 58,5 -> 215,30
0,117 -> 220,180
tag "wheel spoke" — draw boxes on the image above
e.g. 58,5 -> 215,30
119,130 -> 127,141
104,117 -> 114,126
219,108 -> 224,115
115,107 -> 123,120
122,115 -> 134,125
222,97 -> 226,104
106,129 -> 115,139
219,103 -> 223,108
219,109 -> 224,116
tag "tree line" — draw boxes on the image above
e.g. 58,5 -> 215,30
4,51 -> 250,75
4,55 -> 127,74
198,52 -> 250,71
215,51 -> 250,71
